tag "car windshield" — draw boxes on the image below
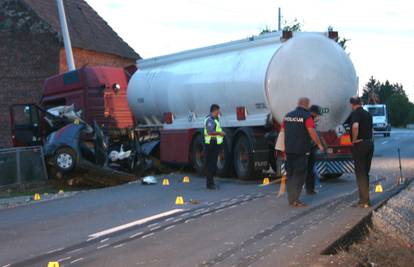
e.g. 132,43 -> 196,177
368,107 -> 385,116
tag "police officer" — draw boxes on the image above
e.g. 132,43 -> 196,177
282,98 -> 324,207
349,97 -> 374,208
306,105 -> 321,195
204,104 -> 225,190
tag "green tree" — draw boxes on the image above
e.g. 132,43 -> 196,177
386,94 -> 411,127
282,19 -> 302,32
361,77 -> 414,126
361,76 -> 380,103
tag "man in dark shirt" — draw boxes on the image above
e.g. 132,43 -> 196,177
349,97 -> 374,208
282,98 -> 325,207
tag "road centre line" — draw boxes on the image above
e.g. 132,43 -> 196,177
88,209 -> 184,239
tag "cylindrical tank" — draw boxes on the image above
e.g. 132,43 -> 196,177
128,32 -> 357,131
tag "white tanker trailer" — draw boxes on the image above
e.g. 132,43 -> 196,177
128,31 -> 358,179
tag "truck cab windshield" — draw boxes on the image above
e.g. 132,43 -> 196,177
367,107 -> 385,116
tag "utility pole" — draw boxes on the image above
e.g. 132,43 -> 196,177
278,7 -> 282,31
56,0 -> 76,71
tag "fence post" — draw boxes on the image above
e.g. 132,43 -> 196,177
16,148 -> 22,187
39,146 -> 49,180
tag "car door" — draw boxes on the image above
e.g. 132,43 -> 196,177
10,104 -> 42,147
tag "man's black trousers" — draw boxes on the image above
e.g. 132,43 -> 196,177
205,140 -> 220,187
306,148 -> 316,192
351,141 -> 374,204
286,153 -> 308,204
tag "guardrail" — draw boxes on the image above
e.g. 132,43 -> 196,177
0,146 -> 48,188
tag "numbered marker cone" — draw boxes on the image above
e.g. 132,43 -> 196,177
162,178 -> 170,186
183,176 -> 190,183
263,177 -> 270,185
58,189 -> 64,194
277,176 -> 286,198
34,193 -> 41,201
175,196 -> 184,205
48,261 -> 60,267
375,183 -> 383,193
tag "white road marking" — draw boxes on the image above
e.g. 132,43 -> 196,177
142,233 -> 154,239
70,258 -> 83,264
165,217 -> 175,222
185,218 -> 195,223
57,256 -> 72,262
147,223 -> 159,228
150,226 -> 161,231
100,238 -> 110,243
67,248 -> 82,254
129,232 -> 143,239
113,243 -> 125,249
88,209 -> 184,239
180,212 -> 190,217
382,141 -> 389,144
46,247 -> 64,254
164,225 -> 176,231
2,264 -> 11,267
97,244 -> 109,250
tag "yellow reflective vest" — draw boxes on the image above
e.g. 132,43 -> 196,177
204,117 -> 223,145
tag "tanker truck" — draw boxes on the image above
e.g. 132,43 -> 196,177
10,31 -> 356,180
128,31 -> 357,179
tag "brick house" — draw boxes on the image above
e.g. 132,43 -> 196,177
0,0 -> 140,147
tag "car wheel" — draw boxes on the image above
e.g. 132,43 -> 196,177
216,138 -> 234,177
233,134 -> 258,180
191,134 -> 206,175
54,148 -> 76,173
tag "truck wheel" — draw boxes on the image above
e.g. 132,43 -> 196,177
216,139 -> 233,177
54,147 -> 76,174
191,134 -> 206,175
233,134 -> 255,180
321,173 -> 342,179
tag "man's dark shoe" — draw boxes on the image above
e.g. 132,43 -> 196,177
207,184 -> 219,190
306,190 -> 317,195
290,201 -> 307,208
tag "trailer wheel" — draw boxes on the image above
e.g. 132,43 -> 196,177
233,134 -> 255,180
191,134 -> 206,175
216,138 -> 233,177
54,147 -> 76,174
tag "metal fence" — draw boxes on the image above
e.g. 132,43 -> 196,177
0,146 -> 48,187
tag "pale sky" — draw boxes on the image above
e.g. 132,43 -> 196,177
86,0 -> 414,100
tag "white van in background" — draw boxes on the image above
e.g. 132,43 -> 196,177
363,104 -> 391,137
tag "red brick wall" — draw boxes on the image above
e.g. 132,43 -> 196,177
59,48 -> 135,73
0,32 -> 61,148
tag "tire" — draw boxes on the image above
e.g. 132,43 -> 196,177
54,147 -> 76,174
216,138 -> 234,177
233,134 -> 256,180
191,134 -> 206,175
321,173 -> 342,179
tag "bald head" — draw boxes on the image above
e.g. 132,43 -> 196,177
297,97 -> 310,110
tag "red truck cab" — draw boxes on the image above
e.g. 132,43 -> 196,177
10,66 -> 136,147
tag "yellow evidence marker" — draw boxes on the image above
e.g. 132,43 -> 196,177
263,177 -> 270,185
175,196 -> 184,205
162,178 -> 170,186
47,261 -> 60,267
33,193 -> 41,201
183,176 -> 190,183
375,183 -> 383,193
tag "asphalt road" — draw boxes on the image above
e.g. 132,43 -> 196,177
1,129 -> 413,267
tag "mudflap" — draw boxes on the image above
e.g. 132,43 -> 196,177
314,153 -> 354,176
